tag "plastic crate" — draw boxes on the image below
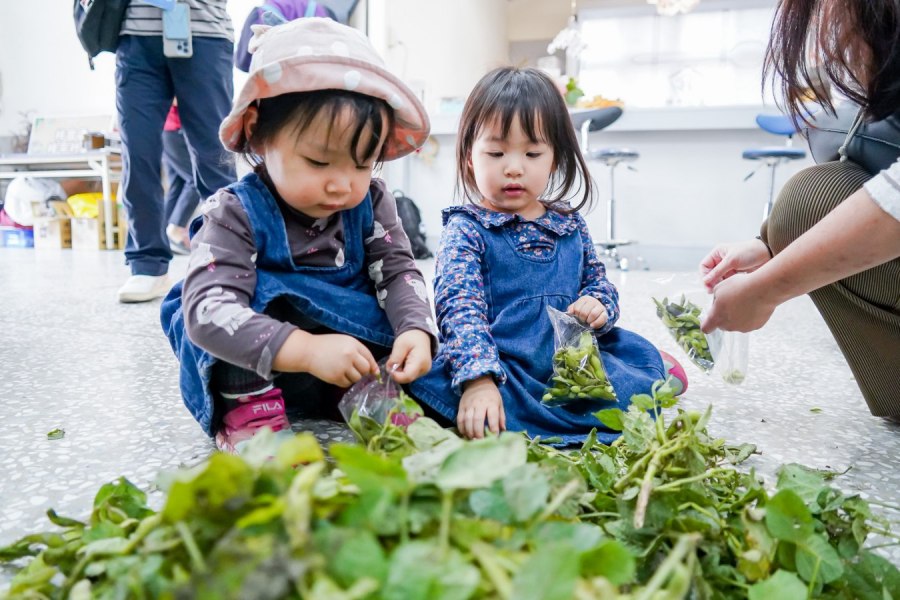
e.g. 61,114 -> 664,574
0,226 -> 34,248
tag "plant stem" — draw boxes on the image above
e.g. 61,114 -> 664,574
654,468 -> 734,492
471,541 -> 513,599
176,521 -> 207,574
633,534 -> 700,600
614,443 -> 658,492
539,479 -> 582,521
399,492 -> 410,543
439,491 -> 453,557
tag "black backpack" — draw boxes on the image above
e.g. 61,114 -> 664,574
393,190 -> 433,260
73,0 -> 130,68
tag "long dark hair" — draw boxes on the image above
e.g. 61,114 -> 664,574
240,90 -> 393,167
764,0 -> 900,122
455,67 -> 595,213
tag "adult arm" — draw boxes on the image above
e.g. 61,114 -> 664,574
702,185 -> 900,332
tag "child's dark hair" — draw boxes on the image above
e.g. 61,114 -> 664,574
455,67 -> 594,213
240,90 -> 393,167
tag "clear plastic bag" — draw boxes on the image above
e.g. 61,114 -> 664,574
652,294 -> 722,373
338,362 -> 424,442
541,306 -> 617,407
715,330 -> 750,385
651,282 -> 750,385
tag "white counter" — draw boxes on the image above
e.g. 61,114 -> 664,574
427,105 -> 774,136
386,105 -> 814,270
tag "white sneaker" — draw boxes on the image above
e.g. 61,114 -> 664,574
117,274 -> 171,303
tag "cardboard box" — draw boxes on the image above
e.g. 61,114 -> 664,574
33,217 -> 72,249
71,204 -> 127,250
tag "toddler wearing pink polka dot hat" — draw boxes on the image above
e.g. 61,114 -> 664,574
163,16 -> 439,455
219,17 -> 429,160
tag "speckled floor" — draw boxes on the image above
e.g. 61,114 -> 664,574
0,249 -> 897,585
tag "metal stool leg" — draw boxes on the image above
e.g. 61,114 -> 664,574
764,160 -> 778,222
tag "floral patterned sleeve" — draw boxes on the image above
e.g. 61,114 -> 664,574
434,215 -> 506,392
574,213 -> 619,334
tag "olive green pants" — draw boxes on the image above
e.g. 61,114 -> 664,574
763,160 -> 900,418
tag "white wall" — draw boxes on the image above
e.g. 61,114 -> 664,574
382,125 -> 814,270
374,0 -> 509,113
0,0 -> 259,137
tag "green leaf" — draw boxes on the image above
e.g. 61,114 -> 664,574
593,408 -> 624,431
406,417 -> 460,450
383,541 -> 479,600
315,526 -> 388,589
502,463 -> 550,522
725,443 -> 757,465
776,464 -> 830,505
78,536 -> 131,558
93,477 -> 154,522
796,534 -> 844,584
435,434 -> 526,491
765,489 -> 815,542
162,453 -> 255,522
47,428 -> 65,440
468,483 -> 512,524
580,540 -> 635,585
273,432 -> 324,469
844,552 -> 900,600
8,554 -> 56,595
748,570 -> 807,600
331,443 -> 409,495
511,542 -> 580,600
532,522 -> 605,552
630,394 -> 655,411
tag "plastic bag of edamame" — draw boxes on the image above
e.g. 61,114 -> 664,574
338,360 -> 424,441
650,279 -> 749,384
541,306 -> 618,407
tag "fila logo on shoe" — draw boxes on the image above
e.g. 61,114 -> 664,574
252,402 -> 282,415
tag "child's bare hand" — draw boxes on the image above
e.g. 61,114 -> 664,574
567,296 -> 609,329
387,329 -> 433,384
458,376 -> 505,439
301,333 -> 378,387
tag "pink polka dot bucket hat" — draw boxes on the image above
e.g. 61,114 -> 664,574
219,17 -> 429,161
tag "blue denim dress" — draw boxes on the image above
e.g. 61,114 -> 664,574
161,173 -> 394,435
411,208 -> 664,445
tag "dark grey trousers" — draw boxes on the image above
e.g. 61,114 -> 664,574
764,160 -> 900,418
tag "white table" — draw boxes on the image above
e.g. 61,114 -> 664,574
0,149 -> 123,249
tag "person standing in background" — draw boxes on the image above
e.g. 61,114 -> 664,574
115,0 -> 236,303
162,103 -> 200,255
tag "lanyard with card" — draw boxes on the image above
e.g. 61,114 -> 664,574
162,1 -> 192,58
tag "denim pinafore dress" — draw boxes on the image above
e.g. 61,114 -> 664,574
411,208 -> 664,445
161,173 -> 394,435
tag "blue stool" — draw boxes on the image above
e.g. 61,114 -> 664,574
570,107 -> 637,270
742,114 -> 806,221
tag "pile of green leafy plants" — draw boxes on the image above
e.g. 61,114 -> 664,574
2,381 -> 898,599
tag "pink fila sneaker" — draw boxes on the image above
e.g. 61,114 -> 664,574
660,350 -> 688,396
215,387 -> 292,454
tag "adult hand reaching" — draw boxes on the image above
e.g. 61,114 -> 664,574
699,239 -> 772,292
701,273 -> 778,333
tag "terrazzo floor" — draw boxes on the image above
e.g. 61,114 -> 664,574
1,249 -> 897,588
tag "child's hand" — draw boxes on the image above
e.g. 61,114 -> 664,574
458,376 -> 505,439
387,329 -> 433,384
567,296 -> 609,329
278,331 -> 378,387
